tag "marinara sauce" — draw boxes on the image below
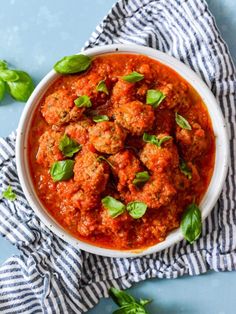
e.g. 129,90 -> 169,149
28,54 -> 215,250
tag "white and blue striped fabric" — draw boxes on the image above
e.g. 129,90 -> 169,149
0,0 -> 235,313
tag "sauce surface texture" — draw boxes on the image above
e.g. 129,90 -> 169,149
28,54 -> 215,250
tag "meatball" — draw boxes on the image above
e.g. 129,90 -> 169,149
108,150 -> 142,194
157,82 -> 189,111
126,174 -> 176,209
72,190 -> 100,212
140,135 -> 179,173
176,122 -> 208,160
73,149 -> 109,193
89,121 -> 126,154
114,100 -> 155,136
65,116 -> 93,145
77,211 -> 99,237
136,63 -> 154,81
41,90 -> 84,126
111,78 -> 135,105
100,209 -> 131,248
36,130 -> 63,167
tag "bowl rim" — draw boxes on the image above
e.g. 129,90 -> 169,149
16,43 -> 229,258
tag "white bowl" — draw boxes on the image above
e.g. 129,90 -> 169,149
16,44 -> 229,258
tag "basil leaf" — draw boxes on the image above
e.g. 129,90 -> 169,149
74,95 -> 92,108
97,156 -> 114,168
175,113 -> 192,130
122,71 -> 144,83
54,54 -> 91,74
50,160 -> 75,182
180,203 -> 202,244
133,171 -> 150,187
2,186 -> 17,201
139,299 -> 151,307
146,89 -> 165,108
96,80 -> 109,95
158,135 -> 172,147
109,288 -> 135,307
113,304 -> 147,314
180,159 -> 192,179
93,115 -> 109,123
7,70 -> 34,102
0,78 -> 6,101
102,196 -> 125,218
143,133 -> 157,145
127,201 -> 147,219
59,134 -> 81,157
0,69 -> 19,82
143,133 -> 172,148
0,60 -> 7,70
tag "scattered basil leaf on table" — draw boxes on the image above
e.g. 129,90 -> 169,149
102,196 -> 126,218
2,186 -> 17,201
0,69 -> 19,82
127,201 -> 147,219
180,159 -> 192,179
180,203 -> 202,243
143,133 -> 172,148
109,287 -> 136,306
0,60 -> 7,70
54,54 -> 91,74
59,134 -> 81,157
175,112 -> 192,130
146,89 -> 165,108
122,71 -> 144,83
74,95 -> 92,108
7,70 -> 35,102
92,115 -> 109,123
0,78 -> 6,101
133,171 -> 150,187
96,80 -> 109,95
50,160 -> 75,182
97,156 -> 114,168
109,287 -> 151,314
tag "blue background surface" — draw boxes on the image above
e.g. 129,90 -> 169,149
0,1 -> 235,313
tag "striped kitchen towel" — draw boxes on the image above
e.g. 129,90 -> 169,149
0,0 -> 235,313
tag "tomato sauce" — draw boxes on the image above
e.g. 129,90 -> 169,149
28,54 -> 215,250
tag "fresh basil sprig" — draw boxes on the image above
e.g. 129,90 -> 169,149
0,60 -> 7,70
0,69 -> 19,82
54,54 -> 91,74
102,196 -> 126,218
143,133 -> 172,148
7,70 -> 34,102
93,115 -> 109,123
102,196 -> 148,219
175,113 -> 192,130
50,160 -> 75,182
0,79 -> 6,101
181,203 -> 202,243
122,71 -> 144,83
180,159 -> 192,179
146,89 -> 165,108
127,201 -> 147,219
96,80 -> 109,95
59,134 -> 81,157
133,171 -> 150,187
74,95 -> 92,108
109,287 -> 151,314
0,60 -> 34,102
2,186 -> 17,201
